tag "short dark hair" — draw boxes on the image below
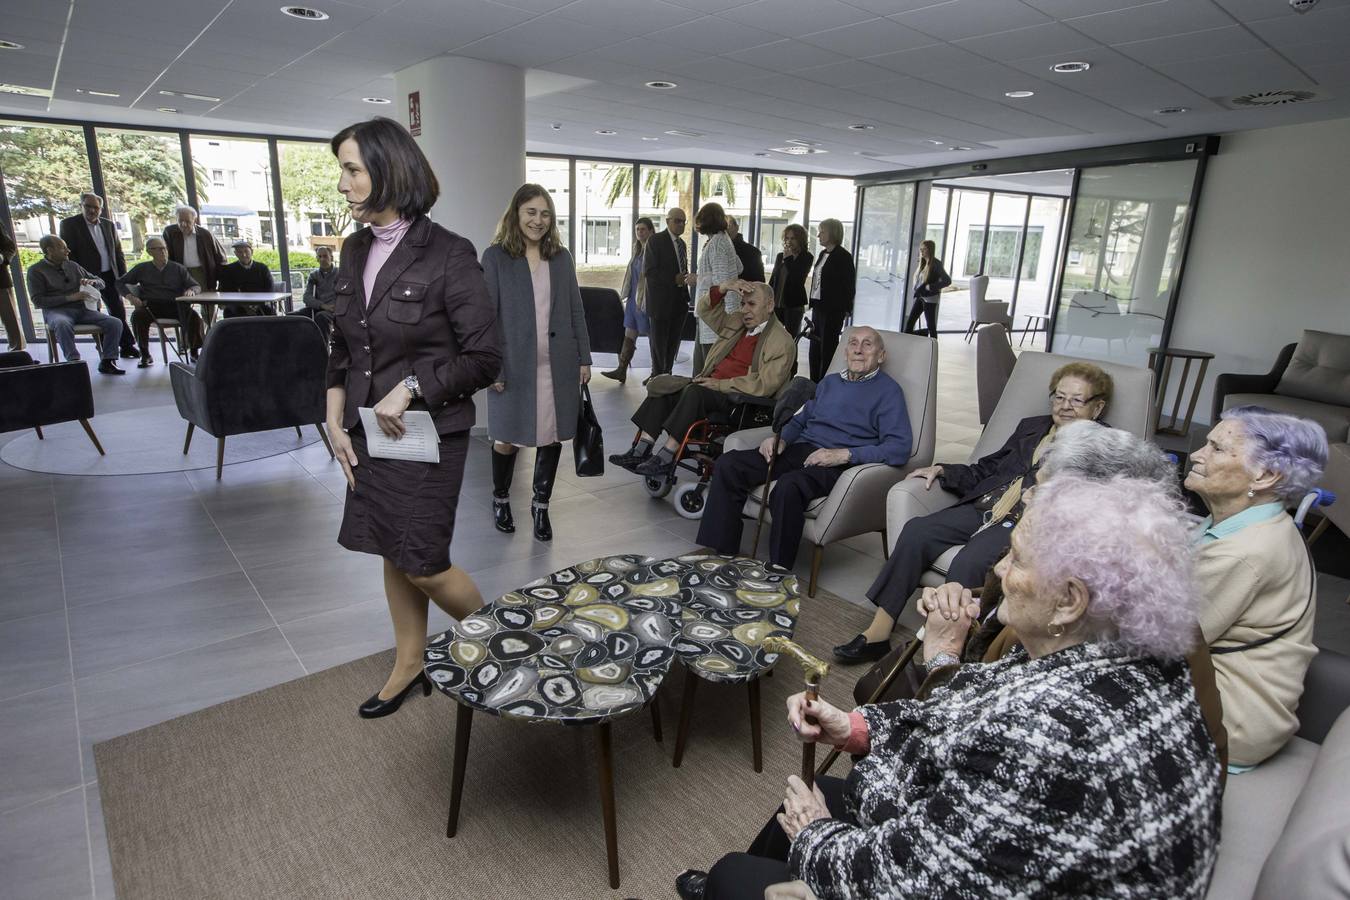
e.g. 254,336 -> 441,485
330,117 -> 438,220
695,202 -> 727,236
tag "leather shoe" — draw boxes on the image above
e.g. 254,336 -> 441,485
137,356 -> 154,368
634,453 -> 674,478
675,869 -> 708,900
96,360 -> 125,375
358,671 -> 431,719
609,444 -> 651,472
119,348 -> 140,359
832,634 -> 890,663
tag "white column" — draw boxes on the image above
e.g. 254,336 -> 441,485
394,56 -> 525,253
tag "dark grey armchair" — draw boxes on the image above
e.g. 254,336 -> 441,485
0,351 -> 104,453
170,317 -> 333,478
580,286 -> 625,355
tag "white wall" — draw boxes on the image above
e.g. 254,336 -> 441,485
1167,117 -> 1350,426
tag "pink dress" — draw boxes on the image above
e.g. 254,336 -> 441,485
532,261 -> 558,445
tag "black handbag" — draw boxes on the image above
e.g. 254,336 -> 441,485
574,384 -> 604,476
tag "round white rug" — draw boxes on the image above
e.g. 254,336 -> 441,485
1,404 -> 323,476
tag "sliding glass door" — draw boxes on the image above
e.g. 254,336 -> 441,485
853,182 -> 916,330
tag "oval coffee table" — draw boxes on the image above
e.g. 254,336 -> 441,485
424,554 -> 691,889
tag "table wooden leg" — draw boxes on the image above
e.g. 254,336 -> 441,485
649,697 -> 663,743
1168,357 -> 1193,431
1181,357 -> 1210,436
671,673 -> 699,768
446,702 -> 473,838
748,678 -> 763,773
595,722 -> 620,890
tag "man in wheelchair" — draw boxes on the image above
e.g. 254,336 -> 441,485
696,326 -> 912,568
611,279 -> 794,479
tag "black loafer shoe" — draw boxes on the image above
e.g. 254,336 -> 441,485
96,360 -> 125,375
137,356 -> 153,368
120,348 -> 141,359
832,634 -> 890,664
675,869 -> 708,900
609,445 -> 651,471
633,454 -> 674,478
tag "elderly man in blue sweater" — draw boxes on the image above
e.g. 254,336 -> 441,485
697,326 -> 911,568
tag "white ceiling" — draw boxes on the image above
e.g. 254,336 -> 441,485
1,0 -> 1349,175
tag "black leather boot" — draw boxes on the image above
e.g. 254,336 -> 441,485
531,443 -> 562,542
491,447 -> 516,533
601,335 -> 637,384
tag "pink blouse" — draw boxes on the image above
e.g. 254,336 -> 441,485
363,217 -> 413,306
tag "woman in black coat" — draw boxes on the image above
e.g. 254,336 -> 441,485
325,117 -> 501,719
904,239 -> 951,338
806,217 -> 855,382
768,223 -> 812,339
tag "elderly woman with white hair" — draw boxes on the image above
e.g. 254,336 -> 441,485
678,474 -> 1221,900
1185,405 -> 1329,768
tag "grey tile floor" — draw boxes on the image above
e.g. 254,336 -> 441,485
2,335 -> 1347,899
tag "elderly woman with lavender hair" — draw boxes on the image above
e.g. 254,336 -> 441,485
1185,405 -> 1329,768
677,474 -> 1221,900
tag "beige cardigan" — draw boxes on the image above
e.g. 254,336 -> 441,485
1197,510 -> 1316,767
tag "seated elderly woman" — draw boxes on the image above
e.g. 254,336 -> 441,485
677,475 -> 1221,900
1185,405 -> 1328,768
835,361 -> 1113,663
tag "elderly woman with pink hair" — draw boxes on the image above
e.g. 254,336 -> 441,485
677,474 -> 1222,900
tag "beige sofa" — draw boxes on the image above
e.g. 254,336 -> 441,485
1213,329 -> 1350,446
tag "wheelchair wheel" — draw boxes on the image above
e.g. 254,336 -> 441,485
644,475 -> 673,499
673,482 -> 706,519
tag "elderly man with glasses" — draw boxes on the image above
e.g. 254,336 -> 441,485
116,236 -> 204,366
833,361 -> 1117,663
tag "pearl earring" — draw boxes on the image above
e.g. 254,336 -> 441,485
1247,488 -> 1256,498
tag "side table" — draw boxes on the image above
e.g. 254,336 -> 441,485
1148,346 -> 1215,437
1019,313 -> 1050,347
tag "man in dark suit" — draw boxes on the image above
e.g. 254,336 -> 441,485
163,206 -> 227,292
727,215 -> 765,283
643,207 -> 693,379
217,239 -> 278,317
59,193 -> 138,358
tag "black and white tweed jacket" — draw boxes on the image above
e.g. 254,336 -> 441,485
789,641 -> 1221,899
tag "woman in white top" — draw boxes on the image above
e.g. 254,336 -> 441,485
691,202 -> 742,373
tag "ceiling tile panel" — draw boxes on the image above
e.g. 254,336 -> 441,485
868,41 -> 989,76
593,37 -> 699,68
796,17 -> 934,57
1247,5 -> 1350,45
1208,0 -> 1331,22
1064,0 -> 1234,44
796,59 -> 899,87
891,0 -> 1051,41
1156,48 -> 1318,97
953,22 -> 1101,62
1112,25 -> 1265,66
553,0 -> 694,36
453,15 -> 632,66
715,0 -> 873,38
842,0 -> 957,12
648,16 -> 782,54
3,14 -> 69,44
1020,0 -> 1164,16
731,39 -> 849,72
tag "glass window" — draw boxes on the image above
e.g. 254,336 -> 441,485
853,182 -> 916,330
279,139 -> 352,299
937,189 -> 990,333
526,157 -> 570,249
94,128 -> 189,262
757,174 -> 806,273
575,161 -> 633,290
1012,196 -> 1065,345
926,186 -> 951,251
1053,160 -> 1198,364
636,164 -> 694,227
188,135 -> 281,284
0,121 -> 93,339
698,169 -> 752,254
806,177 -> 856,249
981,193 -> 1029,308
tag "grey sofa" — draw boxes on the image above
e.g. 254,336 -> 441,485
1213,330 -> 1350,445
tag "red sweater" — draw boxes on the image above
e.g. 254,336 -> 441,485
706,285 -> 759,379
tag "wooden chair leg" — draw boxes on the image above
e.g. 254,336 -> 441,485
595,722 -> 620,889
671,673 -> 699,768
294,425 -> 303,439
808,545 -> 823,598
748,678 -> 763,773
47,332 -> 56,363
33,425 -> 43,440
215,436 -> 226,479
446,703 -> 473,838
182,422 -> 195,455
159,326 -> 169,365
649,697 -> 663,743
78,418 -> 105,456
1307,517 -> 1330,545
315,423 -> 335,458
881,527 -> 890,560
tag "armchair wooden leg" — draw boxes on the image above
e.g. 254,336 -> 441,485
748,678 -> 763,773
78,419 -> 105,456
315,423 -> 335,459
446,702 -> 473,838
182,422 -> 195,455
33,425 -> 43,440
881,527 -> 890,560
215,436 -> 226,480
649,697 -> 663,742
808,545 -> 823,598
671,674 -> 699,768
595,722 -> 620,890
295,425 -> 303,439
159,326 -> 169,365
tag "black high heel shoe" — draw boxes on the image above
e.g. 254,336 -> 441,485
358,671 -> 431,719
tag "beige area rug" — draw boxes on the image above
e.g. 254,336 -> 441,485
94,588 -> 875,900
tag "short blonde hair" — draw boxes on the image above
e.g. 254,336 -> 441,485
818,218 -> 844,245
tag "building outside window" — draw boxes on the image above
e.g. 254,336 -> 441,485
526,157 -> 570,248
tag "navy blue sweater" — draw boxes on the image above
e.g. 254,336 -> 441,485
780,371 -> 912,465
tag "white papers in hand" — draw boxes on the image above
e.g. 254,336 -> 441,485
357,408 -> 440,463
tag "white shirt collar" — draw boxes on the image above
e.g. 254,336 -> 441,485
841,365 -> 881,382
748,321 -> 768,336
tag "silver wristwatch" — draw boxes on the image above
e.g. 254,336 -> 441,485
402,374 -> 421,399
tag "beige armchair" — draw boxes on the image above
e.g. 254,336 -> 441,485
963,274 -> 1011,342
975,322 -> 1017,425
885,351 -> 1153,588
723,330 -> 937,597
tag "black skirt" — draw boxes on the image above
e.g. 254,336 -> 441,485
338,427 -> 470,577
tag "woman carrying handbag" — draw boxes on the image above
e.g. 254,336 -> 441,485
904,240 -> 950,339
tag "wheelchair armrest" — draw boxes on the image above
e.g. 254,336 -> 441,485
724,425 -> 771,453
726,390 -> 774,407
886,478 -> 959,549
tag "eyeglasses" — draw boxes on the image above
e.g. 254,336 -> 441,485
1049,391 -> 1101,409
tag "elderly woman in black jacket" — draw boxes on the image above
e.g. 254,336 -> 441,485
678,474 -> 1221,900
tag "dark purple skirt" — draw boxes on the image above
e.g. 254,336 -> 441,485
338,427 -> 470,576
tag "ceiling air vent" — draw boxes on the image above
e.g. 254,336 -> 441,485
1221,89 -> 1326,109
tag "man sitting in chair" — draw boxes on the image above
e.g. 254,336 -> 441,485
697,326 -> 912,568
117,236 -> 204,366
611,279 -> 793,479
217,239 -> 278,318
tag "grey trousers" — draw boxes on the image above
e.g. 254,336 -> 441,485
43,304 -> 124,361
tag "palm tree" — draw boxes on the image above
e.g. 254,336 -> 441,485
599,169 -> 790,214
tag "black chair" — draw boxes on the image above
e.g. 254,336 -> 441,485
580,286 -> 625,355
0,351 -> 105,454
170,317 -> 334,479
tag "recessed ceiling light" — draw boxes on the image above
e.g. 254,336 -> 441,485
771,146 -> 827,155
846,123 -> 875,131
644,80 -> 677,90
549,122 -> 562,130
157,107 -> 178,113
362,96 -> 391,104
1050,61 -> 1091,74
0,83 -> 49,97
924,139 -> 944,145
1005,90 -> 1035,98
280,5 -> 329,20
159,89 -> 221,102
641,136 -> 659,141
753,152 -> 771,157
0,40 -> 23,51
784,138 -> 820,147
664,129 -> 704,138
77,88 -> 121,98
953,146 -> 973,151
595,129 -> 617,135
1154,106 -> 1190,115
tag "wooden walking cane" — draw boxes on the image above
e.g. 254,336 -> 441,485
762,635 -> 829,789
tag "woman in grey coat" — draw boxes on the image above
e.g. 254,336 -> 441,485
484,183 -> 592,542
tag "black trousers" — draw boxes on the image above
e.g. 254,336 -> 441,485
648,307 -> 687,376
905,297 -> 938,338
696,444 -> 843,569
632,384 -> 734,442
222,303 -> 277,318
97,270 -> 137,351
288,307 -> 333,343
865,501 -> 1014,619
776,305 -> 805,340
132,299 -> 205,354
704,775 -> 850,899
809,307 -> 847,383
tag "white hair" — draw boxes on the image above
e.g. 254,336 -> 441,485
174,205 -> 198,219
80,192 -> 102,206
